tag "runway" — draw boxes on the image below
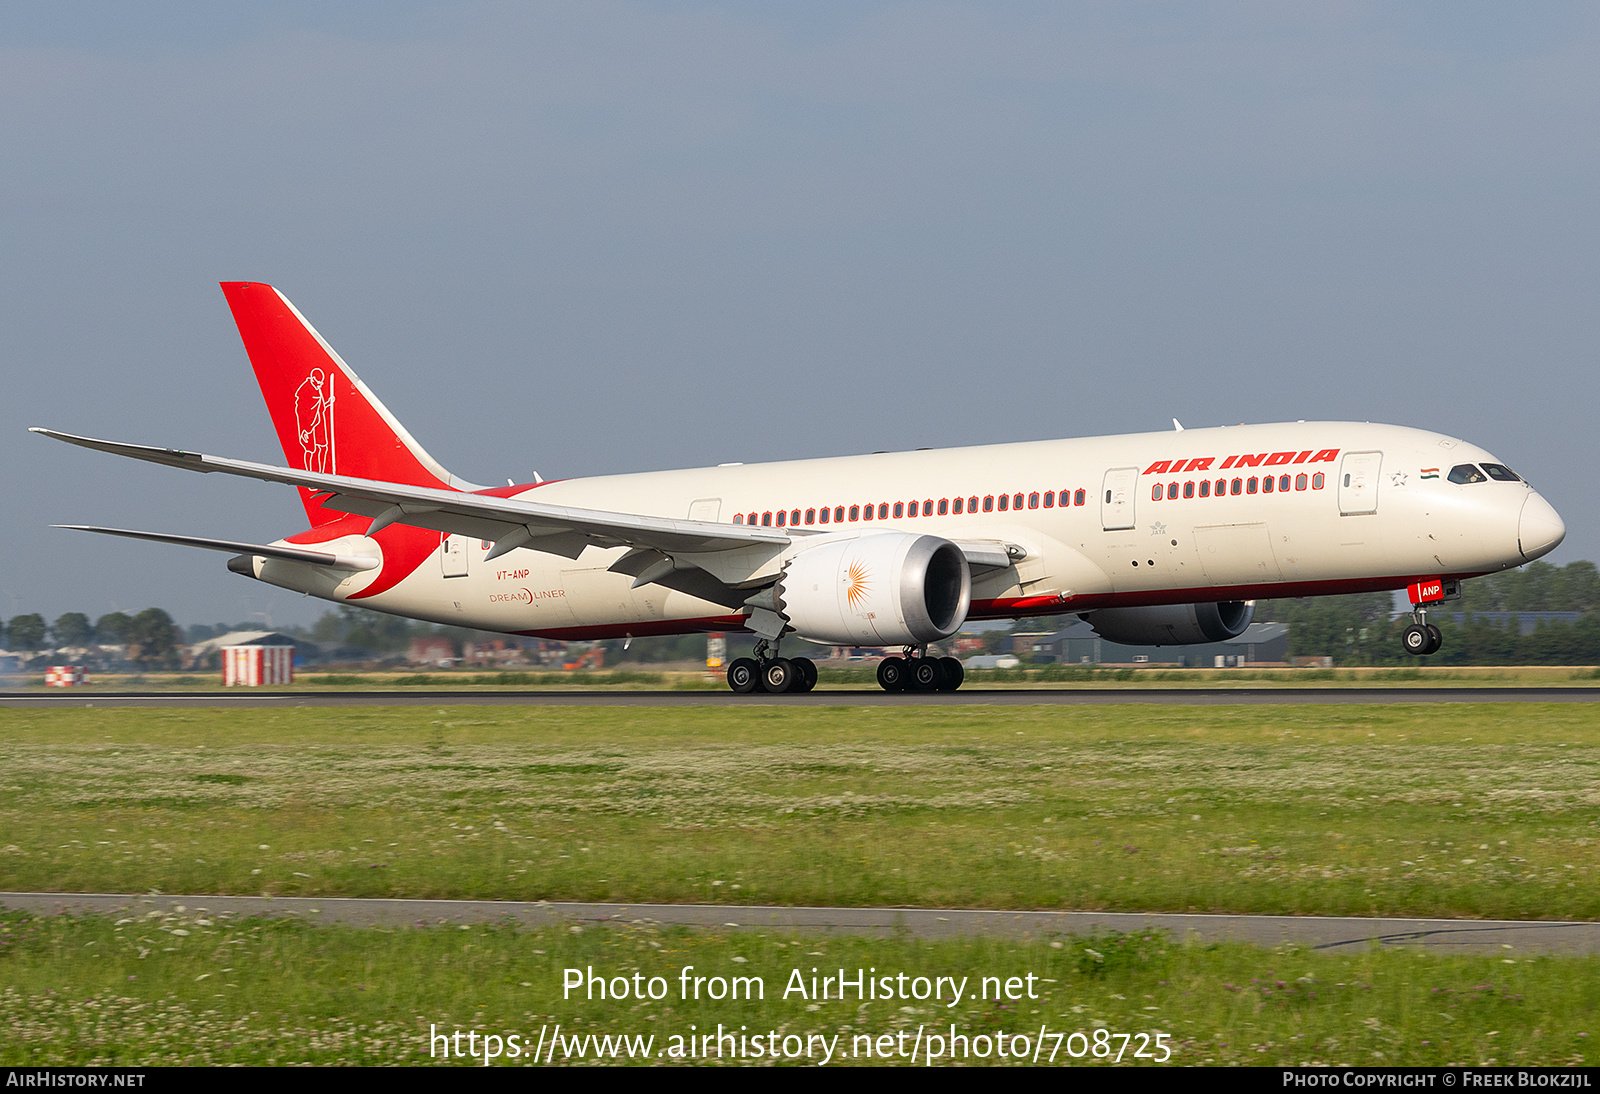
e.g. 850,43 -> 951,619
2,686 -> 1598,707
4,892 -> 1597,954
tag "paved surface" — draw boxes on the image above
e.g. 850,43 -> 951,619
2,686 -> 1598,707
5,892 -> 1598,954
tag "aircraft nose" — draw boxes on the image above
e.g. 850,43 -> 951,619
1519,492 -> 1566,562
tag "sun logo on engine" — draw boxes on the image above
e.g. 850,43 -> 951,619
845,560 -> 871,609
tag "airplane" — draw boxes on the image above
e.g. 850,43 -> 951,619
34,282 -> 1566,693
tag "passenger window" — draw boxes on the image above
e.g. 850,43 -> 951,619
893,502 -> 903,518
1043,491 -> 1054,508
819,508 -> 829,524
1199,480 -> 1210,497
733,514 -> 743,524
879,503 -> 889,519
998,494 -> 1009,511
762,512 -> 772,526
1168,481 -> 1178,498
1231,478 -> 1242,495
1183,481 -> 1194,498
776,510 -> 786,526
938,498 -> 948,515
793,509 -> 801,524
1075,489 -> 1086,506
1014,493 -> 1024,510
1262,476 -> 1273,493
1246,477 -> 1258,494
1152,484 -> 1163,501
834,506 -> 845,522
983,495 -> 994,512
1482,463 -> 1520,482
849,505 -> 859,521
1215,479 -> 1226,496
1311,473 -> 1324,489
862,503 -> 873,521
1449,464 -> 1488,484
1295,474 -> 1308,490
1279,475 -> 1291,492
805,509 -> 816,524
969,496 -> 980,511
953,498 -> 963,514
749,512 -> 757,524
1029,492 -> 1039,509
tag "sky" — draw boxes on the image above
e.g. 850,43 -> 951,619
3,1 -> 1597,630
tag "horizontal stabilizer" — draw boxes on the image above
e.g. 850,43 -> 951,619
52,525 -> 380,572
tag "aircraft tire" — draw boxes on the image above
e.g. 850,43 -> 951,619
1401,624 -> 1431,657
938,656 -> 964,691
791,657 -> 818,692
727,658 -> 759,694
910,657 -> 943,691
1425,624 -> 1442,655
876,656 -> 907,692
762,658 -> 796,694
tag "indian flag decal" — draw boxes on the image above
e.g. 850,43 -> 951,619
1420,467 -> 1440,479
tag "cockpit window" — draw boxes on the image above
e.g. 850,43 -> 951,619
1481,463 -> 1521,482
1448,464 -> 1488,484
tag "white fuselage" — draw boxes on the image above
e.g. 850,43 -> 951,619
252,420 -> 1563,642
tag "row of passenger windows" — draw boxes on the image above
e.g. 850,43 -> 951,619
1152,472 -> 1324,500
731,489 -> 1092,527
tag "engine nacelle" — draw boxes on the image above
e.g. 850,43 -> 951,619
780,533 -> 971,646
1079,601 -> 1254,646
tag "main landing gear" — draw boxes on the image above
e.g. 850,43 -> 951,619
726,638 -> 818,694
1401,608 -> 1444,657
877,647 -> 964,692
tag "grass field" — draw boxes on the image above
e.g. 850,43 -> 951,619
3,701 -> 1597,1067
1,704 -> 1596,919
2,913 -> 1595,1066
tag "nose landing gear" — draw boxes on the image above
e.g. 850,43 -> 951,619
1401,609 -> 1444,657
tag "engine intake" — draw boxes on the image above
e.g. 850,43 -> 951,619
779,533 -> 971,646
1079,601 -> 1254,646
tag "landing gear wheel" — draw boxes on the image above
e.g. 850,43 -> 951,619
910,657 -> 944,691
1401,624 -> 1431,657
877,656 -> 907,692
938,656 -> 964,691
790,657 -> 818,692
1425,624 -> 1442,655
727,657 -> 759,694
762,658 -> 796,694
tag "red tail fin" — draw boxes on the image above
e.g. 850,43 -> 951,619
220,282 -> 477,525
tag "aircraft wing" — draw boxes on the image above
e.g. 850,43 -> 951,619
53,525 -> 381,572
32,428 -> 791,564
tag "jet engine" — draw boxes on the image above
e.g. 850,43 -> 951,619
779,533 -> 971,646
1078,601 -> 1254,646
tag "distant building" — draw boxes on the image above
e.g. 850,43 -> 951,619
1029,620 -> 1290,667
409,636 -> 456,666
188,631 -> 320,668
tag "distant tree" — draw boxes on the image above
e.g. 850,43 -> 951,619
95,612 -> 133,646
52,613 -> 94,648
126,608 -> 180,669
7,614 -> 47,652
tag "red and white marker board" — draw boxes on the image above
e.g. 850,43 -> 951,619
222,645 -> 294,686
